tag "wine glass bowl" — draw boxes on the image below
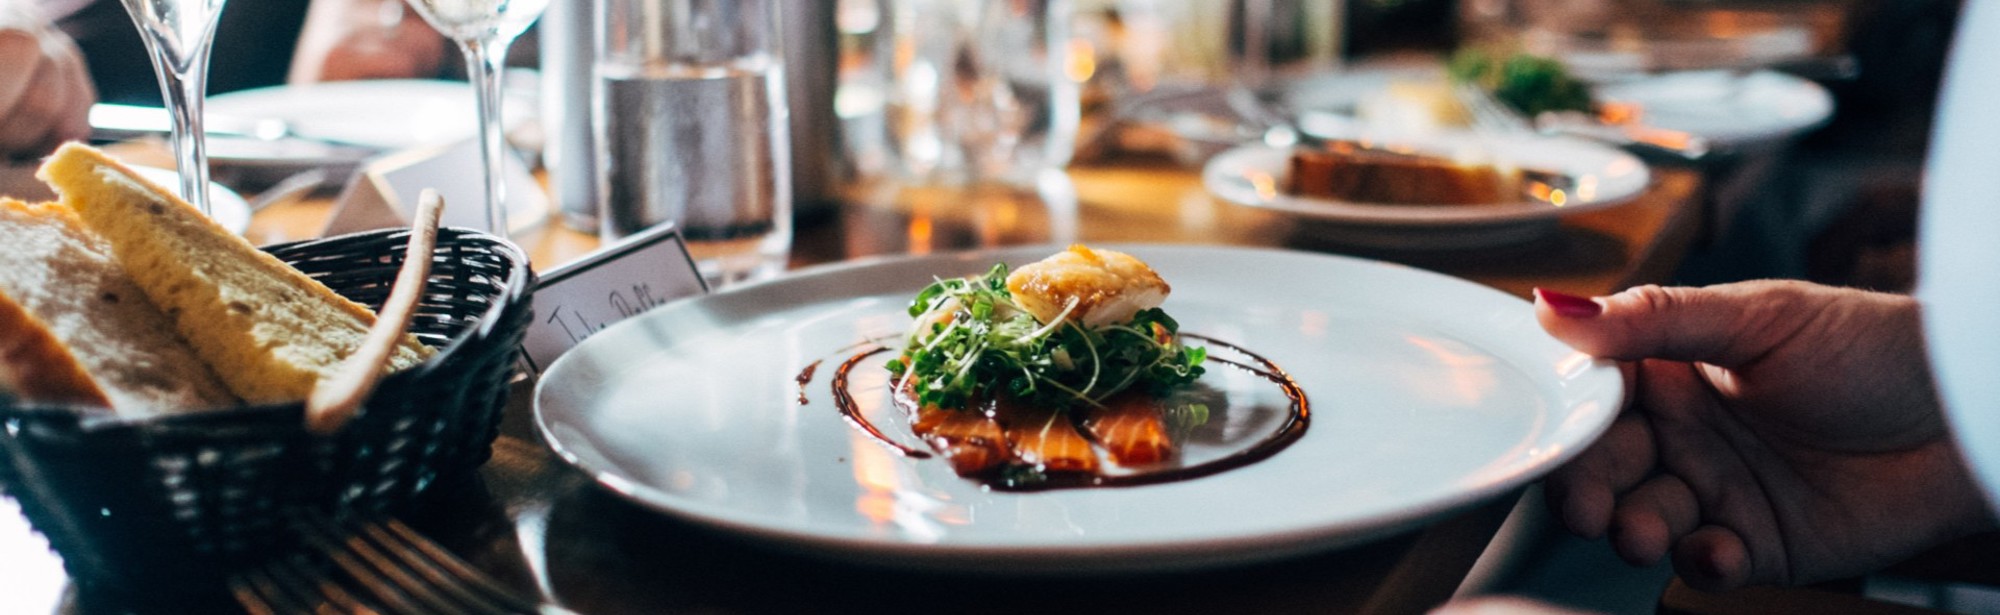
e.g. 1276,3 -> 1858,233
402,0 -> 551,234
119,0 -> 229,217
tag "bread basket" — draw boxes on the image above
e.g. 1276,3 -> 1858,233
0,226 -> 535,594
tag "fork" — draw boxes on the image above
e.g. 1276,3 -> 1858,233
1453,83 -> 1711,161
230,513 -> 572,615
1454,83 -> 1536,135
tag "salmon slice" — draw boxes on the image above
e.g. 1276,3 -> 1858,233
1081,391 -> 1178,467
895,383 -> 1011,476
909,403 -> 1011,476
991,397 -> 1100,474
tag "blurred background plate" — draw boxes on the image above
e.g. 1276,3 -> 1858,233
1202,133 -> 1649,249
1593,70 -> 1835,148
205,78 -> 538,153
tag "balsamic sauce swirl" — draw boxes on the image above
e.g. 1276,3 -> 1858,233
817,334 -> 1306,490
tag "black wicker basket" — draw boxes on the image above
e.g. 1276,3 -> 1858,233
0,227 -> 534,594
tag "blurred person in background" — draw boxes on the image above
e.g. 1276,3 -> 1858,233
0,0 -> 443,160
286,0 -> 444,84
0,0 -> 94,160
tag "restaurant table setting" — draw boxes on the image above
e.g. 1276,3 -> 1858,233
0,1 -> 1872,613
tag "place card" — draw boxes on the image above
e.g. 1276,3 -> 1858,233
323,137 -> 550,236
519,221 -> 709,374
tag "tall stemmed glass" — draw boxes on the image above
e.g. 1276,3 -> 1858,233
120,0 -> 227,217
403,0 -> 551,234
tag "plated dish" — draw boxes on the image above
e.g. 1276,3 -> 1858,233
1203,132 -> 1648,249
534,244 -> 1622,572
1284,64 -> 1831,149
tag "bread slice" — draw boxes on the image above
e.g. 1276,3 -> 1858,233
38,144 -> 434,405
0,290 -> 110,409
0,198 -> 238,414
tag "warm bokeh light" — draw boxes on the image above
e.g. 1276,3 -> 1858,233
1249,172 -> 1279,201
1066,38 -> 1097,83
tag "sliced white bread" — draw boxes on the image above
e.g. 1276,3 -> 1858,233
0,198 -> 238,414
38,144 -> 434,405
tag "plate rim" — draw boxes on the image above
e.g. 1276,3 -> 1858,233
532,244 -> 1624,571
1592,69 -> 1834,147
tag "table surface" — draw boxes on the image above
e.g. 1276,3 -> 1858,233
1,152 -> 1703,615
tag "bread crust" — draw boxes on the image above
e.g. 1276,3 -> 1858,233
0,289 -> 113,408
39,143 -> 433,404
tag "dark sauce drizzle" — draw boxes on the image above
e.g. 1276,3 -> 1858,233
818,334 -> 1307,490
830,348 -> 930,458
795,359 -> 822,406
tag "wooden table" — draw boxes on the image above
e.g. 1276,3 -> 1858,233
2,153 -> 1702,615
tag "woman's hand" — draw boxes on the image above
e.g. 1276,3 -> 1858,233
1533,281 -> 1997,590
0,5 -> 95,161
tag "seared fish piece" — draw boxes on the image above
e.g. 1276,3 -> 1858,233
1005,245 -> 1169,328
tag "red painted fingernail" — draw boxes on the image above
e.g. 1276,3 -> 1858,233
1535,287 -> 1603,318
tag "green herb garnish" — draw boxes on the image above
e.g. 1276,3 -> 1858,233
885,263 -> 1207,413
1448,49 -> 1593,117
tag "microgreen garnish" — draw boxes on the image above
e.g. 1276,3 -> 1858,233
886,263 -> 1206,413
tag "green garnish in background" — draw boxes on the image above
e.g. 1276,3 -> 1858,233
885,263 -> 1207,413
1448,49 -> 1594,117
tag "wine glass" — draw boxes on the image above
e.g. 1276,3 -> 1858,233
120,0 -> 228,217
403,0 -> 551,234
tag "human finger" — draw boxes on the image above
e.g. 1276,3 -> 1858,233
1608,474 -> 1701,566
0,29 -> 39,123
1430,596 -> 1600,614
1544,408 -> 1657,539
1533,282 -> 1822,370
0,40 -> 58,156
1674,525 -> 1756,591
45,34 -> 94,147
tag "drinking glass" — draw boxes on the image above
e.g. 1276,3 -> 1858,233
120,0 -> 227,217
403,0 -> 551,234
595,0 -> 793,288
878,0 -> 1080,186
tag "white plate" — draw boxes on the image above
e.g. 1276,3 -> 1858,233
0,165 -> 250,235
207,78 -> 536,152
534,245 -> 1623,572
1202,134 -> 1649,249
1593,70 -> 1833,148
1284,66 -> 1832,149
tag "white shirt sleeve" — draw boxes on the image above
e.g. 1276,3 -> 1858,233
1919,0 -> 2000,512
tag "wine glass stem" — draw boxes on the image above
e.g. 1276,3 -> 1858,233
460,36 -> 513,235
151,48 -> 215,217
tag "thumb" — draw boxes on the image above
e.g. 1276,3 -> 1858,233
1533,282 -> 1822,369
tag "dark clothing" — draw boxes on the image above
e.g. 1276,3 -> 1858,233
55,0 -> 312,105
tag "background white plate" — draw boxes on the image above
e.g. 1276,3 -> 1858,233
535,245 -> 1622,572
1284,65 -> 1832,149
1203,134 -> 1649,249
207,78 -> 537,152
0,164 -> 250,235
1593,70 -> 1834,148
